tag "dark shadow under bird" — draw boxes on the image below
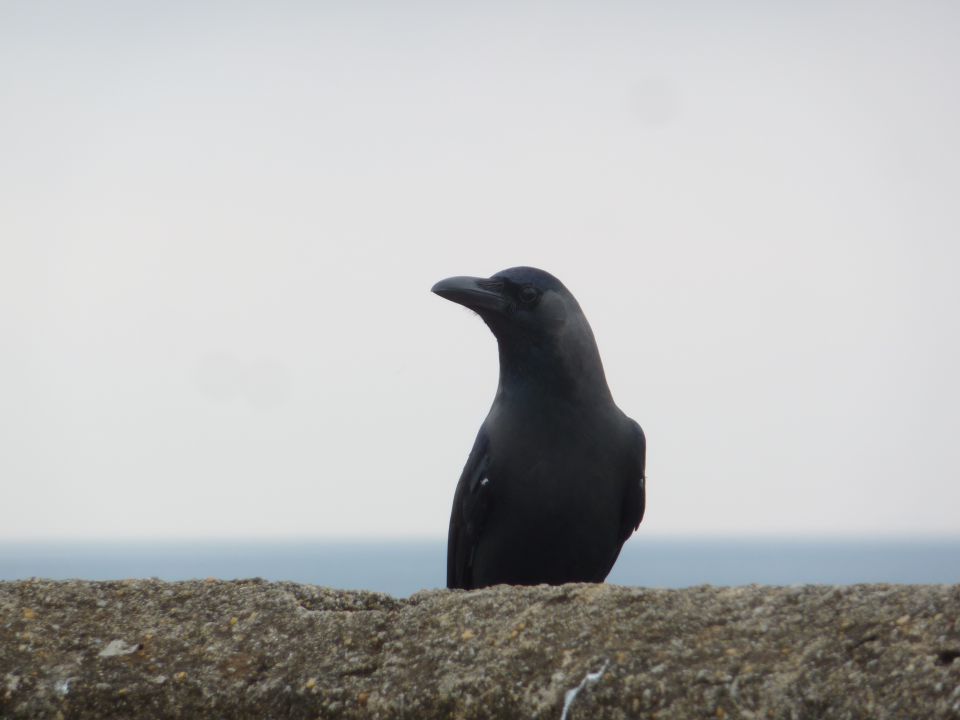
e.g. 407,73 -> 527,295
432,266 -> 645,590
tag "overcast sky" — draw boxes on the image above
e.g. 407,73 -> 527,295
2,1 -> 958,540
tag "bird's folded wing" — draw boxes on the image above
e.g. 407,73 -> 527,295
446,427 -> 492,589
618,420 -> 646,546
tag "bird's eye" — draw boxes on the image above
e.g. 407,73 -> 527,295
518,286 -> 540,304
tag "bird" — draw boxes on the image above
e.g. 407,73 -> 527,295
431,266 -> 645,590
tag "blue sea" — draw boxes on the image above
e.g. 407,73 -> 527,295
1,538 -> 957,597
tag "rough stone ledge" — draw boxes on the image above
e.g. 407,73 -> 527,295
2,580 -> 959,719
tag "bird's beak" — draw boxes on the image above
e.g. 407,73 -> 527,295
431,276 -> 505,313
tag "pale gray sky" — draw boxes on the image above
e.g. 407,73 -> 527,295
2,2 -> 958,539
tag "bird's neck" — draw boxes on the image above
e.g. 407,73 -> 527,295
494,327 -> 613,407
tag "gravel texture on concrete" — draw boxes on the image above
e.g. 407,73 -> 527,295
1,580 -> 959,719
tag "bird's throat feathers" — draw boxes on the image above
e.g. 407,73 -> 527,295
493,313 -> 612,405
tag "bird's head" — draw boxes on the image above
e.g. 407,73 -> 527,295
432,266 -> 609,395
431,266 -> 579,340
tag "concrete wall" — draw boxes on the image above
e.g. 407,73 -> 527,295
2,580 -> 959,718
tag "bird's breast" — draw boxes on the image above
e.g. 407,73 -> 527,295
483,401 -> 627,494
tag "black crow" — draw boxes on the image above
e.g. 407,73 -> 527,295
432,266 -> 645,589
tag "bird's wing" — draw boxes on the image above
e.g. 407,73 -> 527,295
618,419 -> 646,546
446,427 -> 493,589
